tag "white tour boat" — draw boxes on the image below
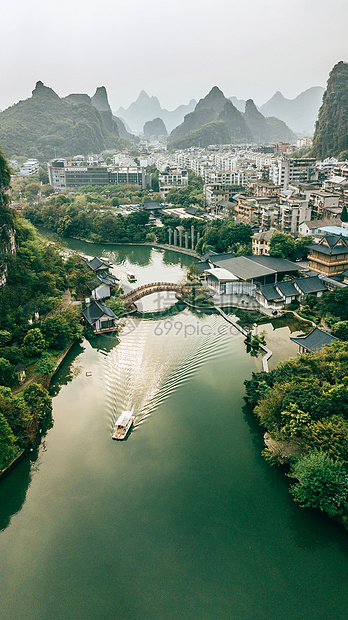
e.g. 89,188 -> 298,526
112,408 -> 134,440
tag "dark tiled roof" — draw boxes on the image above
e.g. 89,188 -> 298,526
249,255 -> 299,273
87,257 -> 111,271
143,202 -> 161,209
185,205 -> 204,216
209,252 -> 235,263
294,276 -> 327,294
88,276 -> 103,292
212,255 -> 298,280
258,284 -> 283,301
290,327 -> 339,353
200,250 -> 217,261
216,199 -> 235,207
82,301 -> 117,325
195,260 -> 211,273
276,281 -> 298,297
307,234 -> 348,256
213,256 -> 272,279
98,269 -> 119,282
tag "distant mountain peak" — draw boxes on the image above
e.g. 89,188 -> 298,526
32,81 -> 59,100
195,86 -> 227,114
245,98 -> 258,111
259,86 -> 325,133
91,86 -> 112,113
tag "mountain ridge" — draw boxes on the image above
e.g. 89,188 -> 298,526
115,91 -> 197,133
169,87 -> 295,148
0,82 -> 131,159
259,86 -> 324,134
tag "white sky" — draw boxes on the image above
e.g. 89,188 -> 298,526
1,0 -> 347,111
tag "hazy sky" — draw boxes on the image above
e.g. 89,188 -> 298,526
2,0 -> 347,112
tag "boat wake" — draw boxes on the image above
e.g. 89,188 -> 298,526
102,311 -> 236,435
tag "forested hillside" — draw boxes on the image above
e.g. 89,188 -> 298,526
311,61 -> 348,159
0,82 -> 129,160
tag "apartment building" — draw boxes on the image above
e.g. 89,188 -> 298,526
270,157 -> 318,189
309,190 -> 341,219
251,229 -> 276,255
18,158 -> 39,176
158,169 -> 188,198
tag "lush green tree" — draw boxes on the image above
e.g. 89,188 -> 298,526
331,320 -> 348,341
22,328 -> 46,358
269,232 -> 296,260
295,235 -> 314,256
302,416 -> 348,461
341,205 -> 348,223
105,297 -> 125,316
0,412 -> 17,469
41,315 -> 70,350
0,357 -> 16,387
35,353 -> 57,388
288,451 -> 348,517
22,383 -> 51,421
0,386 -> 30,440
0,330 -> 11,346
39,167 -> 49,184
24,182 -> 41,199
320,288 -> 348,321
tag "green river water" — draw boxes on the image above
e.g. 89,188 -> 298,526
1,241 -> 348,619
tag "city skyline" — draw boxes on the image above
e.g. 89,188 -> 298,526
1,0 -> 347,113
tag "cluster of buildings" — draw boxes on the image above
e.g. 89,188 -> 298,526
195,250 -> 341,316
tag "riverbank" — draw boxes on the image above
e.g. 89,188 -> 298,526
64,236 -> 200,259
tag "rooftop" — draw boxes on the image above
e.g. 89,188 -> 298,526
82,300 -> 117,325
210,255 -> 299,281
290,327 -> 339,353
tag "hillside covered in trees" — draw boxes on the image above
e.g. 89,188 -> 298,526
0,82 -> 131,160
169,87 -> 296,148
311,61 -> 348,160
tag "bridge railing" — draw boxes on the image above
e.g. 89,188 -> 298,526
120,282 -> 192,300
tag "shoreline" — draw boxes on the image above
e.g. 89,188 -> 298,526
63,236 -> 200,259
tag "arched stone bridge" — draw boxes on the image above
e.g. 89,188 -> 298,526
120,282 -> 192,306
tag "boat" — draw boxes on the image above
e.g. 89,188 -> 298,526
127,272 -> 137,282
112,408 -> 134,440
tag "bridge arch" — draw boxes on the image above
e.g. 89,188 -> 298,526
120,282 -> 191,306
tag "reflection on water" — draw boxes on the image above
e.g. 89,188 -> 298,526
103,311 -> 233,435
0,458 -> 31,531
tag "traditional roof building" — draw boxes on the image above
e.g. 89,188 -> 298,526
307,234 -> 348,276
290,327 -> 339,354
256,275 -> 327,311
82,300 -> 118,334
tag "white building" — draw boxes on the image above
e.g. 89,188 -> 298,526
158,169 -> 188,198
18,158 -> 39,176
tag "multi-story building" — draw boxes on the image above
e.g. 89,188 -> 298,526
271,157 -> 318,189
309,190 -> 341,220
158,169 -> 188,199
18,158 -> 39,176
251,229 -> 276,255
48,159 -> 151,190
307,234 -> 348,276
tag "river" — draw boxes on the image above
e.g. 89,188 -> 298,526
1,241 -> 348,620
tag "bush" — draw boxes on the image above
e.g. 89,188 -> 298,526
288,301 -> 299,310
288,451 -> 348,517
